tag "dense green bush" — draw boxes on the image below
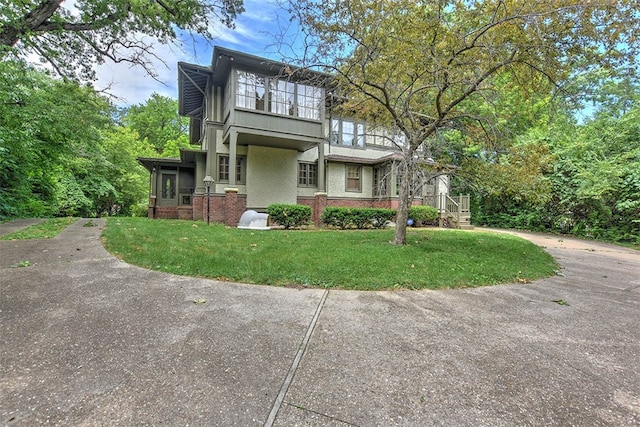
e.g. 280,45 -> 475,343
267,204 -> 312,229
408,206 -> 438,226
322,207 -> 395,229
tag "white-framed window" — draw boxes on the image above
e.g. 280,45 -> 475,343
331,118 -> 365,147
218,155 -> 246,184
235,70 -> 322,120
298,162 -> 318,187
345,165 -> 362,192
297,84 -> 322,120
270,79 -> 296,115
236,72 -> 266,110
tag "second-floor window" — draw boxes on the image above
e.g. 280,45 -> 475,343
331,119 -> 365,147
236,71 -> 322,120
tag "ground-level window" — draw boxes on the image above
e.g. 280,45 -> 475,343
298,162 -> 318,187
345,165 -> 362,192
218,155 -> 246,183
373,165 -> 389,197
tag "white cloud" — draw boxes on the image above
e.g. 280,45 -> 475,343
93,1 -> 296,106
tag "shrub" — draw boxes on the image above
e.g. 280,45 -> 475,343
408,206 -> 438,226
267,204 -> 312,229
322,207 -> 395,229
321,207 -> 352,229
130,202 -> 149,218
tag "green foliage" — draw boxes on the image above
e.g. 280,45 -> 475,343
267,204 -> 312,229
123,93 -> 190,155
408,206 -> 438,226
0,61 -> 175,219
469,95 -> 640,245
1,217 -> 77,240
1,0 -> 245,81
321,207 -> 395,229
103,218 -> 558,290
0,60 -> 112,219
288,0 -> 638,245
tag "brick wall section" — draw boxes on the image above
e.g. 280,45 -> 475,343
224,189 -> 246,227
148,196 -> 157,218
177,207 -> 193,220
192,195 -> 204,221
154,207 -> 178,219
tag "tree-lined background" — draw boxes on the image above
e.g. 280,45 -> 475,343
1,0 -> 638,246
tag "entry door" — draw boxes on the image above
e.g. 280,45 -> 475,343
160,173 -> 178,206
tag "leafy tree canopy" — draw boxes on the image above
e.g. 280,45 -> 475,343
121,92 -> 190,155
0,0 -> 244,81
285,0 -> 638,244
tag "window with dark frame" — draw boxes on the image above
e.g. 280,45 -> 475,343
346,165 -> 361,192
373,165 -> 389,197
218,155 -> 246,184
331,118 -> 366,147
298,162 -> 318,187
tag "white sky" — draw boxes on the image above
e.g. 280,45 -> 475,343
94,0 -> 299,106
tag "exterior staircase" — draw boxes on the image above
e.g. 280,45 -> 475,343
426,194 -> 473,230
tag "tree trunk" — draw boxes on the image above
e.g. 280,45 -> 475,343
392,160 -> 410,245
0,0 -> 62,47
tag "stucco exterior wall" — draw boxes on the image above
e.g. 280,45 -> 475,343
326,162 -> 374,199
246,145 -> 297,209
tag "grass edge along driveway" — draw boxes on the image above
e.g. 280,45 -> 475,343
101,218 -> 558,291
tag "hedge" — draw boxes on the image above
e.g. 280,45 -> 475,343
321,207 -> 395,229
267,204 -> 312,229
408,206 -> 439,226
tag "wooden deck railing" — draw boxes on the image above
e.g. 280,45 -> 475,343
424,194 -> 470,226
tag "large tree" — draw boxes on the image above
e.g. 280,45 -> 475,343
122,92 -> 190,156
0,0 -> 244,80
285,0 -> 638,244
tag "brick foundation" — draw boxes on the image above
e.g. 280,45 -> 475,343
224,188 -> 246,227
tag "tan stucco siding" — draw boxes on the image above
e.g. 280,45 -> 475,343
326,163 -> 373,198
246,146 -> 297,208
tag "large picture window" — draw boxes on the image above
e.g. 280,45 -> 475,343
235,70 -> 322,121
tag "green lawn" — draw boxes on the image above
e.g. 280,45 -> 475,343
0,217 -> 78,240
101,218 -> 558,290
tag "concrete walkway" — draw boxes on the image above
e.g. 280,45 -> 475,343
0,218 -> 46,237
1,219 -> 639,426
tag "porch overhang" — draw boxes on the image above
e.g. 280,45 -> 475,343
137,148 -> 206,172
227,128 -> 322,152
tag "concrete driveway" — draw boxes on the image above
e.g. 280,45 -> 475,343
1,219 -> 639,426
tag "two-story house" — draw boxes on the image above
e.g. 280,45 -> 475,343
138,47 -> 469,227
